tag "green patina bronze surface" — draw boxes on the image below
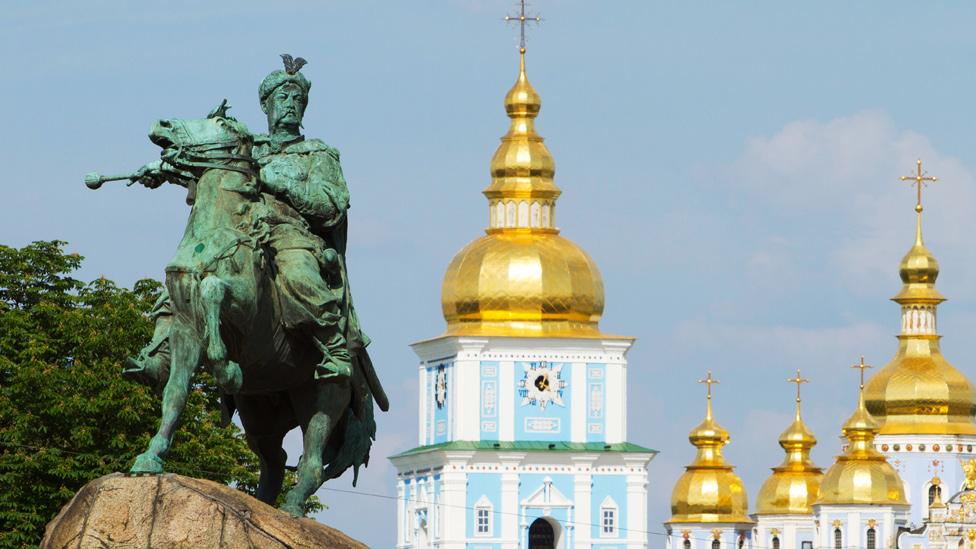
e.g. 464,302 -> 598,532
86,55 -> 388,517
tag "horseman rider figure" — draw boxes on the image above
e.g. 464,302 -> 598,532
126,55 -> 367,391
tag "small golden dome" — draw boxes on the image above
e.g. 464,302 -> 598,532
864,207 -> 976,435
440,49 -> 615,339
755,374 -> 823,515
817,386 -> 908,506
892,215 -> 944,303
670,376 -> 752,524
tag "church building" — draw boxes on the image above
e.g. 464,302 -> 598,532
389,40 -> 655,549
664,161 -> 976,549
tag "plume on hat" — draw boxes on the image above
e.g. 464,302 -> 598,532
280,54 -> 307,75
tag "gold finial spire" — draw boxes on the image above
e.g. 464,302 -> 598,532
900,158 -> 938,250
901,158 -> 938,215
484,5 -> 560,233
786,368 -> 808,418
851,356 -> 872,390
699,370 -> 720,420
844,356 -> 879,434
504,0 -> 542,54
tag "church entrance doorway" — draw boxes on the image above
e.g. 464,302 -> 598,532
528,517 -> 556,549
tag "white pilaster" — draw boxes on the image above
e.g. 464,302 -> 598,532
456,358 -> 479,440
571,362 -> 585,442
440,466 -> 468,549
500,360 -> 515,441
626,468 -> 648,545
418,364 -> 428,445
572,456 -> 596,547
500,454 -> 524,547
606,362 -> 624,443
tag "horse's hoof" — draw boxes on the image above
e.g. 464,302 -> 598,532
130,452 -> 165,475
280,502 -> 304,517
216,361 -> 243,394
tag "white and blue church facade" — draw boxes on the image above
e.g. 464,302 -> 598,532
389,45 -> 654,549
662,166 -> 976,549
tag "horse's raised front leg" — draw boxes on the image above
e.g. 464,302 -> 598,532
199,275 -> 242,394
130,321 -> 201,474
281,381 -> 351,516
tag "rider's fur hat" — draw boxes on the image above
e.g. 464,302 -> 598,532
259,54 -> 311,105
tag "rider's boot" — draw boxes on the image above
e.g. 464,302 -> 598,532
123,314 -> 173,392
123,350 -> 169,391
123,295 -> 173,391
312,328 -> 352,381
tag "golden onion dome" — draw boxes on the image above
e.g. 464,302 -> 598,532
440,49 -> 613,339
863,178 -> 976,436
669,374 -> 752,524
755,372 -> 823,515
817,380 -> 908,506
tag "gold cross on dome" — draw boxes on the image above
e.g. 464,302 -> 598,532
851,356 -> 873,389
505,0 -> 542,53
786,368 -> 809,404
900,159 -> 938,213
698,370 -> 720,400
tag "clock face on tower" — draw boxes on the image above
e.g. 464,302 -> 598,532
519,362 -> 567,410
435,365 -> 447,409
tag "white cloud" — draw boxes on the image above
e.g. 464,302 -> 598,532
674,320 -> 888,370
730,110 -> 976,299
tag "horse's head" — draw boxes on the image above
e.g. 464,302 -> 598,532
150,100 -> 254,181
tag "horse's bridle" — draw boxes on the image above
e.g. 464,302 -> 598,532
162,140 -> 257,177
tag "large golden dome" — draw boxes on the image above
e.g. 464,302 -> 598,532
440,49 -> 612,339
669,375 -> 752,524
817,381 -> 908,506
863,193 -> 976,435
755,372 -> 823,515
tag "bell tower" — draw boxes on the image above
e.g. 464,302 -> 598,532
390,5 -> 656,547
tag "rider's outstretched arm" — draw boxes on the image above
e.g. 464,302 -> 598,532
132,160 -> 190,189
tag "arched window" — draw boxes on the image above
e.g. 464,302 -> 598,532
866,528 -> 876,549
530,202 -> 541,227
929,483 -> 942,505
834,528 -> 842,549
517,201 -> 529,227
711,540 -> 720,549
772,537 -> 780,549
683,540 -> 691,549
599,496 -> 619,538
528,518 -> 555,549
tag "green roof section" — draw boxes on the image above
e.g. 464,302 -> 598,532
390,440 -> 657,459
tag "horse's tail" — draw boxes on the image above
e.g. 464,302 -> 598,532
320,355 -> 377,486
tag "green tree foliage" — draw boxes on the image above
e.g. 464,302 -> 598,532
0,241 -> 320,547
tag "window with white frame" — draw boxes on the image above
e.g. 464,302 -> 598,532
473,495 -> 492,537
602,508 -> 615,534
599,496 -> 619,538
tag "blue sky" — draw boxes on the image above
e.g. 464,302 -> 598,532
6,1 -> 976,546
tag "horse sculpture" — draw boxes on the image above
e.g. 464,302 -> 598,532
95,104 -> 384,515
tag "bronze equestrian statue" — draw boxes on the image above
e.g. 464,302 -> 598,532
86,55 -> 388,516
